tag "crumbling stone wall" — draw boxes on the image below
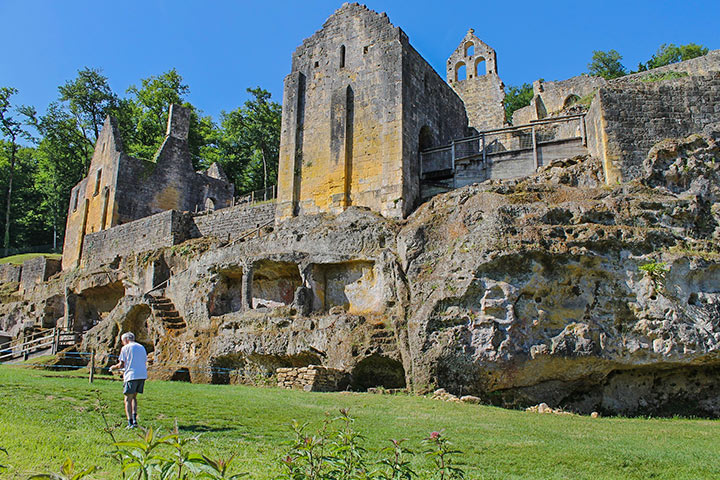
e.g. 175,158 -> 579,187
192,202 -> 276,241
0,263 -> 21,284
276,365 -> 350,392
447,29 -> 505,131
62,105 -> 234,270
79,202 -> 276,270
276,3 -> 467,221
614,49 -> 720,84
80,210 -> 189,269
587,73 -> 720,183
513,75 -> 606,125
20,257 -> 61,292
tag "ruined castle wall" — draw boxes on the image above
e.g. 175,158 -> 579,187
614,49 -> 720,84
0,263 -> 21,284
20,257 -> 61,292
277,5 -> 405,221
452,74 -> 506,131
191,202 -> 276,241
63,106 -> 234,270
587,73 -> 720,183
62,119 -> 124,270
80,210 -> 189,269
402,43 -> 469,212
115,148 -> 233,224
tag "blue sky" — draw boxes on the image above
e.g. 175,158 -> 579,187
1,0 -> 718,121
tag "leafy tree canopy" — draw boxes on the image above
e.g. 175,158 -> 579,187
588,50 -> 627,79
504,83 -> 534,124
638,43 -> 710,71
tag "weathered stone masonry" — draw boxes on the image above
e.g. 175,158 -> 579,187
276,3 -> 469,221
587,73 -> 720,183
62,105 -> 234,270
80,203 -> 277,269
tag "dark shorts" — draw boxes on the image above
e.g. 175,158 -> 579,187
123,379 -> 146,395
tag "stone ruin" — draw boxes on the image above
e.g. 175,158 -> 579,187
276,365 -> 350,392
2,3 -> 720,417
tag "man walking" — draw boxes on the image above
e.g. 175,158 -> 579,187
109,332 -> 147,428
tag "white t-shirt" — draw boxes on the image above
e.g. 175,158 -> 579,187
118,342 -> 148,381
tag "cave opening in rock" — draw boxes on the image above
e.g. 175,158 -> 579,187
124,304 -> 154,353
171,368 -> 191,382
252,260 -> 302,308
208,269 -> 244,316
351,354 -> 406,391
75,281 -> 125,331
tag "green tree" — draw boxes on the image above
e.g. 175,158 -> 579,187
639,43 -> 710,71
31,103 -> 88,249
0,87 -> 34,255
124,68 -> 190,159
588,50 -> 627,79
219,87 -> 281,194
58,68 -> 119,172
123,68 -> 219,170
504,83 -> 534,124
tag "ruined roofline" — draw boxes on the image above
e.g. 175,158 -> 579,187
291,2 -> 398,61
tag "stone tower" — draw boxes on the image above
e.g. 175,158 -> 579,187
447,29 -> 506,131
275,3 -> 468,221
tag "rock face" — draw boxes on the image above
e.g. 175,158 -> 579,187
3,129 -> 720,417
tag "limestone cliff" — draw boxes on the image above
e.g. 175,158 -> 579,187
3,127 -> 720,417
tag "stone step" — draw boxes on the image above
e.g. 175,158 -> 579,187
160,319 -> 184,327
165,323 -> 186,330
152,303 -> 175,311
157,310 -> 180,318
151,299 -> 173,306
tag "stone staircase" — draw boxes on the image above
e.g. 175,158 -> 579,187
148,296 -> 186,331
369,323 -> 397,351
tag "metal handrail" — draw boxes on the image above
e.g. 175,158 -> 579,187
420,114 -> 586,154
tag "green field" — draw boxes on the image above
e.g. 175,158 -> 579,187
0,366 -> 718,479
0,253 -> 61,265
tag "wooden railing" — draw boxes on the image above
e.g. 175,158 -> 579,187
420,114 -> 587,178
0,327 -> 81,363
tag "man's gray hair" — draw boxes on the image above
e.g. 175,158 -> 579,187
121,332 -> 135,343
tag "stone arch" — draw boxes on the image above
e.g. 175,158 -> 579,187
563,94 -> 581,109
475,56 -> 487,76
351,354 -> 406,391
204,197 -> 216,211
419,125 -> 434,151
464,41 -> 474,57
171,368 -> 191,382
455,61 -> 467,81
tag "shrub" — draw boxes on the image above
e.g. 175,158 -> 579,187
17,410 -> 466,480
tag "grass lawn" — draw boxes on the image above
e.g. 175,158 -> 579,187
0,366 -> 719,479
0,253 -> 61,265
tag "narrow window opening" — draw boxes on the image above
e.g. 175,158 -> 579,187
475,57 -> 487,77
456,63 -> 467,82
94,169 -> 102,196
339,45 -> 346,69
465,42 -> 475,57
363,45 -> 369,55
73,191 -> 78,212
